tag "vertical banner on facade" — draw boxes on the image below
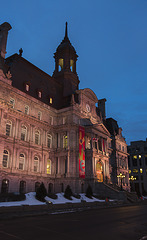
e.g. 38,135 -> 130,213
79,126 -> 85,178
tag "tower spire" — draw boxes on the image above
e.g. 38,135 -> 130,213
65,22 -> 68,39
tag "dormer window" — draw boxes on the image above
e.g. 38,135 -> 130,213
58,58 -> 64,72
38,91 -> 42,98
25,84 -> 30,91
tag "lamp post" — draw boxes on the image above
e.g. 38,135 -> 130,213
129,175 -> 136,192
117,173 -> 125,191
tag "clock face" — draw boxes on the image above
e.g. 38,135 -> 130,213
86,104 -> 90,112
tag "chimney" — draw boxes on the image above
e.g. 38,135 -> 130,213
0,22 -> 12,59
98,98 -> 106,121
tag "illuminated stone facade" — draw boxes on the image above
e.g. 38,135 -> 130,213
0,22 -> 128,194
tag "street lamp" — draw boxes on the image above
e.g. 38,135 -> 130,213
129,175 -> 136,192
117,173 -> 125,191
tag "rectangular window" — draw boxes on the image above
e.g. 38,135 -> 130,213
34,161 -> 38,172
6,124 -> 11,136
25,105 -> 29,114
10,98 -> 15,108
133,169 -> 138,173
19,159 -> 24,170
47,160 -> 51,174
38,111 -> 42,120
65,157 -> 67,174
56,157 -> 58,174
63,135 -> 68,149
35,134 -> 39,145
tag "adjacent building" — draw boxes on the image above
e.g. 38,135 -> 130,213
0,22 -> 129,195
106,118 -> 130,191
128,140 -> 147,195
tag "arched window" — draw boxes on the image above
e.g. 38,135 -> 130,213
47,134 -> 52,148
19,153 -> 25,170
35,130 -> 40,145
48,183 -> 53,194
6,120 -> 12,136
25,84 -> 30,92
47,159 -> 51,174
63,135 -> 68,149
70,59 -> 74,72
19,181 -> 26,194
58,58 -> 64,72
21,125 -> 27,141
2,150 -> 9,168
34,156 -> 39,172
1,179 -> 9,193
35,182 -> 40,192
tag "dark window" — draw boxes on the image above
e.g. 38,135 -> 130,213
35,182 -> 40,192
19,181 -> 26,194
65,157 -> 67,174
61,183 -> 64,192
56,157 -> 58,174
132,159 -> 137,167
1,179 -> 9,193
48,183 -> 53,194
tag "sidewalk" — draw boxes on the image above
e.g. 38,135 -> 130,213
0,199 -> 146,220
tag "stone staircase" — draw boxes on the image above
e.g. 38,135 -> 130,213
94,182 -> 138,203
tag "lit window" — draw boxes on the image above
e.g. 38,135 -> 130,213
38,91 -> 42,98
35,130 -> 40,145
21,125 -> 27,141
63,135 -> 68,149
25,105 -> 29,114
140,168 -> 143,173
133,169 -> 138,173
47,134 -> 52,148
9,98 -> 15,108
34,156 -> 39,172
129,170 -> 131,174
2,150 -> 9,168
25,84 -> 29,91
47,159 -> 51,174
133,155 -> 137,159
38,111 -> 42,120
58,58 -> 63,71
70,59 -> 74,72
19,153 -> 25,170
6,120 -> 12,136
50,98 -> 52,104
139,155 -> 141,159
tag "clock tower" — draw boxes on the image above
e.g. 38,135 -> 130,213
53,22 -> 80,97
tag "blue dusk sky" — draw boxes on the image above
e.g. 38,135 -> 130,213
1,0 -> 147,145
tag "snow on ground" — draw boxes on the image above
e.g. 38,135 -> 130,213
0,192 -> 116,207
80,194 -> 105,202
142,196 -> 147,200
0,192 -> 46,207
45,193 -> 81,204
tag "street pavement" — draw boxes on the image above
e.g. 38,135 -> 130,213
0,204 -> 147,240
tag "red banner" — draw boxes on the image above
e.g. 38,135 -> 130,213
79,126 -> 85,178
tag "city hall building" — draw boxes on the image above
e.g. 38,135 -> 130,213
0,22 -> 129,194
